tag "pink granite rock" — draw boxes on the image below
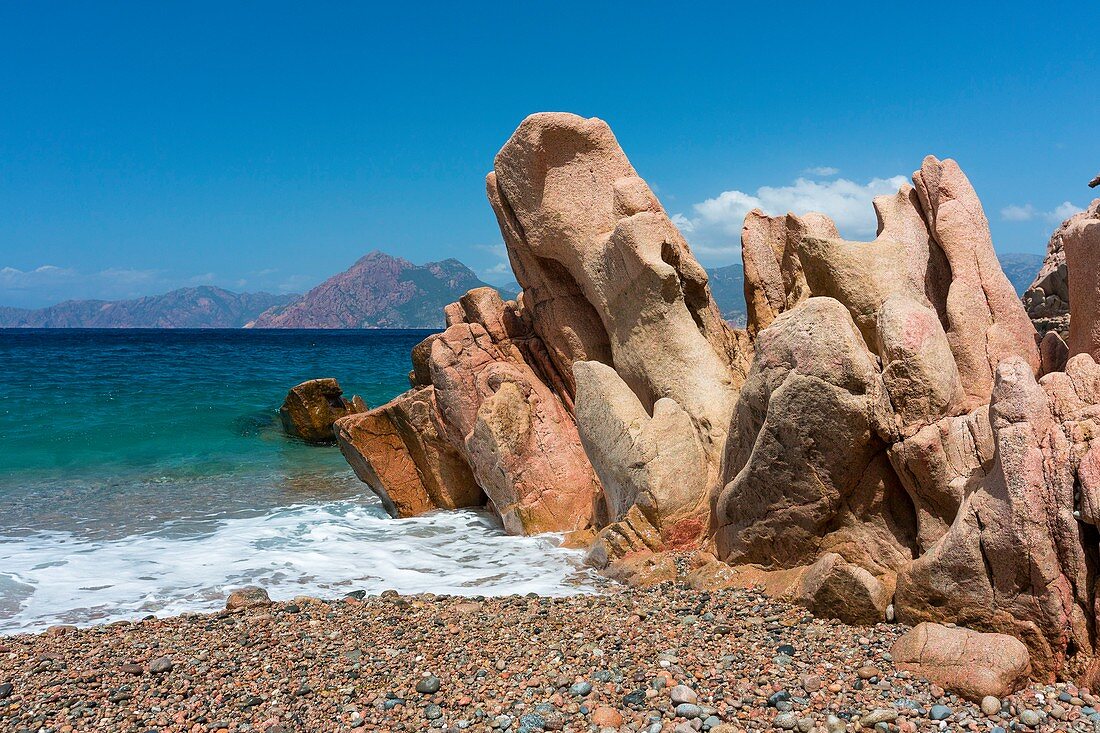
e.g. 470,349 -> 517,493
912,156 -> 1039,404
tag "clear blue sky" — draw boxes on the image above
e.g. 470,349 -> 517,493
1,2 -> 1096,307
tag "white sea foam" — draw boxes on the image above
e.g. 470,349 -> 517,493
0,497 -> 599,635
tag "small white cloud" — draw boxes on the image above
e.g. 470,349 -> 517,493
672,174 -> 908,260
1001,201 -> 1084,224
803,166 -> 840,177
472,243 -> 514,284
188,272 -> 217,284
1049,201 -> 1084,222
1001,204 -> 1036,221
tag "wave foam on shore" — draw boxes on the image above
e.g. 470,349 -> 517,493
0,497 -> 597,635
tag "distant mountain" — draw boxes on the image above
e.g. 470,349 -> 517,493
0,286 -> 295,328
999,252 -> 1045,296
251,251 -> 503,329
706,263 -> 747,325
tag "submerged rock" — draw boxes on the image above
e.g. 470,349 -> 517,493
279,378 -> 366,444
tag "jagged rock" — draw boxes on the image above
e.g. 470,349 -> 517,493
895,356 -> 1100,679
409,334 -> 440,387
1023,199 -> 1100,338
712,297 -> 916,578
334,387 -> 483,517
1039,330 -> 1070,375
487,112 -> 747,531
585,505 -> 663,569
791,553 -> 891,626
887,408 -> 994,550
912,156 -> 1039,404
891,623 -> 1031,701
431,322 -> 600,535
741,210 -> 838,338
764,185 -> 948,356
279,378 -> 366,444
1063,202 -> 1100,361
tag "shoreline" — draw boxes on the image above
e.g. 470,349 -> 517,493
1,582 -> 1090,732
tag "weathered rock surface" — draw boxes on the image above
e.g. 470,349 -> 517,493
741,210 -> 837,338
887,408 -> 994,550
279,378 -> 366,443
891,622 -> 1031,701
430,321 -> 601,535
791,553 -> 891,626
334,387 -> 483,517
574,360 -> 706,532
1063,201 -> 1100,361
712,297 -> 916,578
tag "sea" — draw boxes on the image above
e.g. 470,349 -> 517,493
0,329 -> 595,635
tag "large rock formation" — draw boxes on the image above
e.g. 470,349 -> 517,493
487,114 -> 748,541
334,112 -> 1100,684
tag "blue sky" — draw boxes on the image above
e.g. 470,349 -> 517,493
0,2 -> 1096,307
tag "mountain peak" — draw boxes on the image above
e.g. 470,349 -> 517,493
251,251 -> 500,329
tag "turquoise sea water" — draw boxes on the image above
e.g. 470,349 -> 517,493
0,330 -> 593,634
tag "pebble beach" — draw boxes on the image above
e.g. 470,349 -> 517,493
1,580 -> 1094,733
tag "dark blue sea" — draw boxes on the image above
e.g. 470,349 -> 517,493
0,329 -> 592,634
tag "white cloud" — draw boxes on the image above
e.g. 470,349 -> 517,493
472,242 -> 514,285
673,174 -> 908,260
1000,204 -> 1036,221
802,166 -> 840,176
1050,201 -> 1084,222
0,265 -> 162,307
1001,201 -> 1084,224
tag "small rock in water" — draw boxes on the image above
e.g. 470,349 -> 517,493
416,675 -> 441,694
930,705 -> 952,721
981,695 -> 1001,716
225,585 -> 271,610
824,715 -> 846,733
